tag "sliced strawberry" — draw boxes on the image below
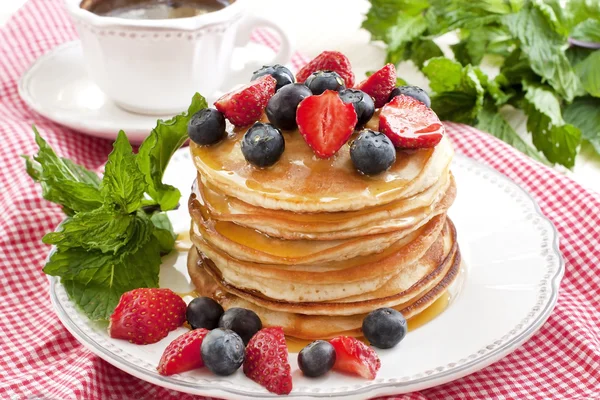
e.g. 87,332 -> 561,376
296,90 -> 357,158
379,95 -> 444,149
329,336 -> 381,380
356,64 -> 397,108
109,288 -> 186,345
296,51 -> 355,87
244,327 -> 292,395
215,75 -> 277,127
157,328 -> 209,376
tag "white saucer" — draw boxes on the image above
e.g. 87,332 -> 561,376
18,41 -> 172,143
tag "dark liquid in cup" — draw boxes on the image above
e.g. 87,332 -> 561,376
81,0 -> 232,19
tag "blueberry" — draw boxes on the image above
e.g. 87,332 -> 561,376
218,307 -> 262,345
362,307 -> 407,349
339,88 -> 375,127
389,86 -> 431,108
240,122 -> 285,168
186,296 -> 224,330
187,108 -> 226,145
266,83 -> 312,130
350,130 -> 396,176
305,71 -> 345,95
201,328 -> 245,376
252,64 -> 295,91
298,340 -> 336,377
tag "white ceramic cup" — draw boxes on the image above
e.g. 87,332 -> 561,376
64,0 -> 294,115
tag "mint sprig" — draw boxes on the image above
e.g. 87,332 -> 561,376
25,93 -> 207,320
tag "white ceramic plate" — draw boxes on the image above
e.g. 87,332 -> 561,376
49,149 -> 564,399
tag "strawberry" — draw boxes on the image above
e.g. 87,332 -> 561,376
329,336 -> 381,380
157,328 -> 209,376
215,75 -> 277,127
109,288 -> 186,345
379,95 -> 444,149
296,51 -> 355,87
356,64 -> 397,108
296,90 -> 358,158
243,327 -> 292,395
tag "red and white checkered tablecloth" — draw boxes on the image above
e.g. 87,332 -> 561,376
1,0 -> 599,399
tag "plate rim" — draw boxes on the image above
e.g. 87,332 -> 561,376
48,152 -> 565,398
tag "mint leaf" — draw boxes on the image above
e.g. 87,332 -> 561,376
362,0 -> 428,41
571,19 -> 600,43
101,131 -> 145,213
502,0 -> 583,101
523,83 -> 581,167
385,14 -> 428,64
137,93 -> 207,211
407,39 -> 444,68
452,26 -> 514,66
24,128 -> 102,214
574,50 -> 600,97
564,96 -> 600,154
476,103 -> 547,164
44,248 -> 115,281
61,237 -> 162,320
566,46 -> 595,66
423,58 -> 485,124
151,212 -> 177,253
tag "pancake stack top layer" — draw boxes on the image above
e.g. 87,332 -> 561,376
187,108 -> 460,339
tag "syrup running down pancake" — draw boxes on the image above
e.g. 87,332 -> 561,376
187,109 -> 460,340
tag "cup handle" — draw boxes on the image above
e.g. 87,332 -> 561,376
231,14 -> 295,70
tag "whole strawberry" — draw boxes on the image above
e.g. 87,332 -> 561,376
215,75 -> 277,127
244,327 -> 292,395
329,336 -> 381,379
356,64 -> 397,108
157,328 -> 209,376
109,288 -> 186,345
296,51 -> 355,87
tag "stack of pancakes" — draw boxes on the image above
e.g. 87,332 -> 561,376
187,117 -> 460,340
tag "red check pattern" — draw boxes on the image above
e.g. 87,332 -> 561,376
1,1 -> 599,399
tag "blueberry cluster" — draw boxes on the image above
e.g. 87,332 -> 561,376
186,297 -> 262,376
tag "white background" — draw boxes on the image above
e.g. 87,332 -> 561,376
2,0 -> 599,193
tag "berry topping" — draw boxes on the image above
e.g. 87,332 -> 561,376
218,307 -> 262,345
389,85 -> 431,108
109,288 -> 186,345
215,75 -> 277,127
296,50 -> 355,88
305,71 -> 346,95
356,64 -> 397,108
186,296 -> 224,330
298,340 -> 336,378
251,64 -> 295,92
362,308 -> 407,349
329,336 -> 381,380
350,130 -> 396,176
266,83 -> 312,130
187,108 -> 226,146
157,328 -> 209,376
241,122 -> 285,167
244,327 -> 292,395
201,328 -> 245,376
296,90 -> 358,158
339,88 -> 375,127
379,95 -> 444,149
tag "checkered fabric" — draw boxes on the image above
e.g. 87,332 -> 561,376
1,1 -> 599,399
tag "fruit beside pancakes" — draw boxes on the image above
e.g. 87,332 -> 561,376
187,53 -> 460,341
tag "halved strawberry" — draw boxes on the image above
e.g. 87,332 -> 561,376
329,336 -> 381,380
157,328 -> 209,376
379,95 -> 444,149
356,64 -> 397,108
296,51 -> 355,87
215,75 -> 277,127
109,288 -> 186,345
244,327 -> 292,395
296,90 -> 357,158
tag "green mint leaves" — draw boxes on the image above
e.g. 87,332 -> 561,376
25,93 -> 207,320
363,0 -> 600,168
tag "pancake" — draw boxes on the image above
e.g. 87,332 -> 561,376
190,122 -> 454,212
